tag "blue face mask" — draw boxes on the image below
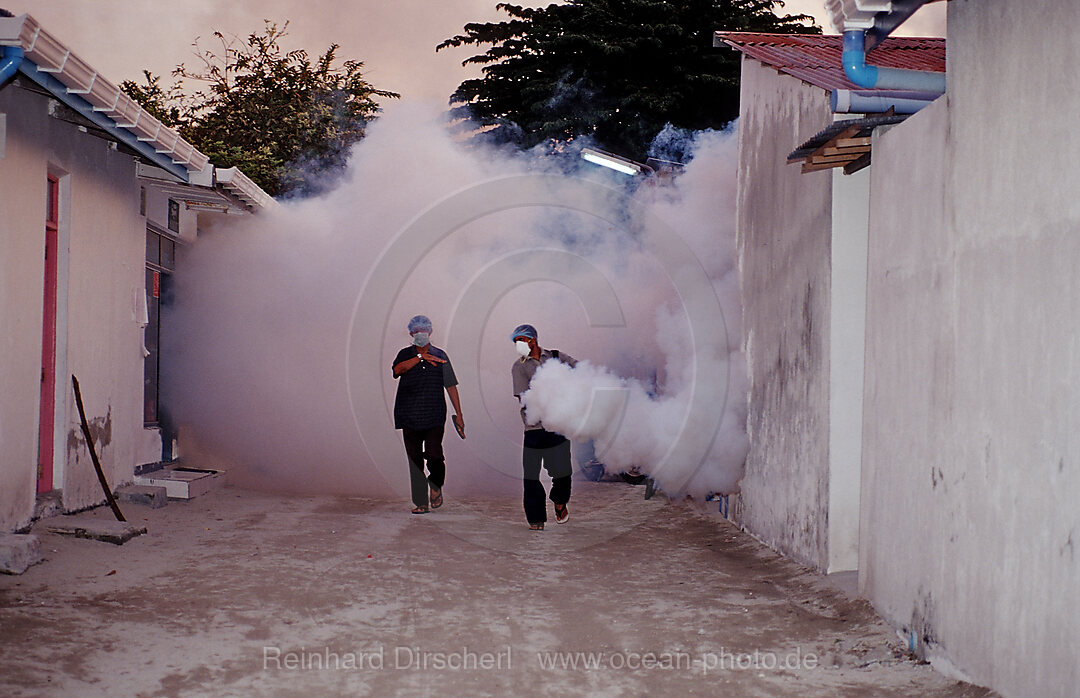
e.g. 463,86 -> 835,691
412,332 -> 430,347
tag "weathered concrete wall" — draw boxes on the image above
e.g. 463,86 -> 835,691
0,84 -> 46,531
861,2 -> 1080,694
735,58 -> 835,570
861,96 -> 954,659
0,82 -> 146,529
61,113 -> 145,513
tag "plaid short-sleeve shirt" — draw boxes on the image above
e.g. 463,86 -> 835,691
392,345 -> 457,430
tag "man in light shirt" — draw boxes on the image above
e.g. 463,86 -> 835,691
510,324 -> 576,530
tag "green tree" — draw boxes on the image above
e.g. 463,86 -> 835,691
121,22 -> 398,197
118,70 -> 184,126
438,0 -> 818,161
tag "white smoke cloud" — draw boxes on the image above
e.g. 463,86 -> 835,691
163,101 -> 746,500
517,129 -> 749,496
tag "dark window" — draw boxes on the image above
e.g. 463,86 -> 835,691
144,267 -> 160,424
168,199 -> 179,233
144,229 -> 177,428
160,237 -> 175,270
145,230 -> 175,272
146,230 -> 160,266
139,186 -> 146,216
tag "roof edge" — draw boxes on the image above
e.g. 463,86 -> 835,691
713,30 -> 944,94
216,167 -> 277,212
0,12 -> 274,209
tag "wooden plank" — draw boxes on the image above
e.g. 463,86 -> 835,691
790,133 -> 871,165
820,145 -> 871,157
843,152 -> 873,175
806,153 -> 859,165
802,160 -> 844,173
834,136 -> 872,148
804,125 -> 862,161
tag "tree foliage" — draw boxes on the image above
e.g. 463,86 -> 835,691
121,22 -> 398,197
438,0 -> 818,161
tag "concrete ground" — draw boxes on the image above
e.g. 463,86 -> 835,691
0,481 -> 995,697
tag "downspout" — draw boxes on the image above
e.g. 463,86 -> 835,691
842,29 -> 945,94
0,45 -> 24,88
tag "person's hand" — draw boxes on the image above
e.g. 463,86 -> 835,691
419,350 -> 446,364
452,414 -> 466,439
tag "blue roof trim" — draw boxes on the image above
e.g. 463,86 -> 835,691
17,60 -> 192,182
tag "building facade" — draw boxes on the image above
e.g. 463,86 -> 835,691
0,12 -> 270,532
721,2 -> 1079,695
717,32 -> 944,574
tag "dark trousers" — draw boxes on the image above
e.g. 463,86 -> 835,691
523,429 -> 572,524
402,424 -> 445,508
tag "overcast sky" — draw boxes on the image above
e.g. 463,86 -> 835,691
20,0 -> 945,104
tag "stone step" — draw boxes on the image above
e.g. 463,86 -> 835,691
0,533 -> 43,575
115,484 -> 168,509
44,517 -> 147,545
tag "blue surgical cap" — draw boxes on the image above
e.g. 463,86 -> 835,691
408,315 -> 433,334
510,324 -> 537,341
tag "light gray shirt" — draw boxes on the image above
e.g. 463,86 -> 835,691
511,347 -> 577,430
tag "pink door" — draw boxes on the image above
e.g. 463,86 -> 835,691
38,175 -> 59,493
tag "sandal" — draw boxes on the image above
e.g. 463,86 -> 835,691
411,506 -> 429,514
529,522 -> 544,531
429,486 -> 443,509
554,503 -> 569,524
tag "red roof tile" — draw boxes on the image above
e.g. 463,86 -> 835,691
715,32 -> 945,92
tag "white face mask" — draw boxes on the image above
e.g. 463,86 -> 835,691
412,332 -> 430,347
515,340 -> 531,357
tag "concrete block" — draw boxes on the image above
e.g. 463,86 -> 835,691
116,484 -> 168,509
0,533 -> 44,574
45,516 -> 147,545
134,466 -> 225,499
34,492 -> 63,520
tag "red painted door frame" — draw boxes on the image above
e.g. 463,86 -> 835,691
38,175 -> 59,494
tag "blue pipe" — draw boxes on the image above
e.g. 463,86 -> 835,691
842,29 -> 945,94
0,45 -> 24,87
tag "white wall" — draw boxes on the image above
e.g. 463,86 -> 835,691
144,187 -> 199,243
828,166 -> 869,573
735,58 -> 835,570
0,81 -> 147,529
861,2 -> 1080,695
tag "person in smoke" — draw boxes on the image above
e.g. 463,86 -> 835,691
511,324 -> 577,530
392,315 -> 464,514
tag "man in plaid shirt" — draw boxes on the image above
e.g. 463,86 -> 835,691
392,315 -> 464,513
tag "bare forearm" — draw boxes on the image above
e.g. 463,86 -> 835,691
447,385 -> 463,416
392,355 -> 423,376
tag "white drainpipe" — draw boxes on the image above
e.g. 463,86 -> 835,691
832,88 -> 939,114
